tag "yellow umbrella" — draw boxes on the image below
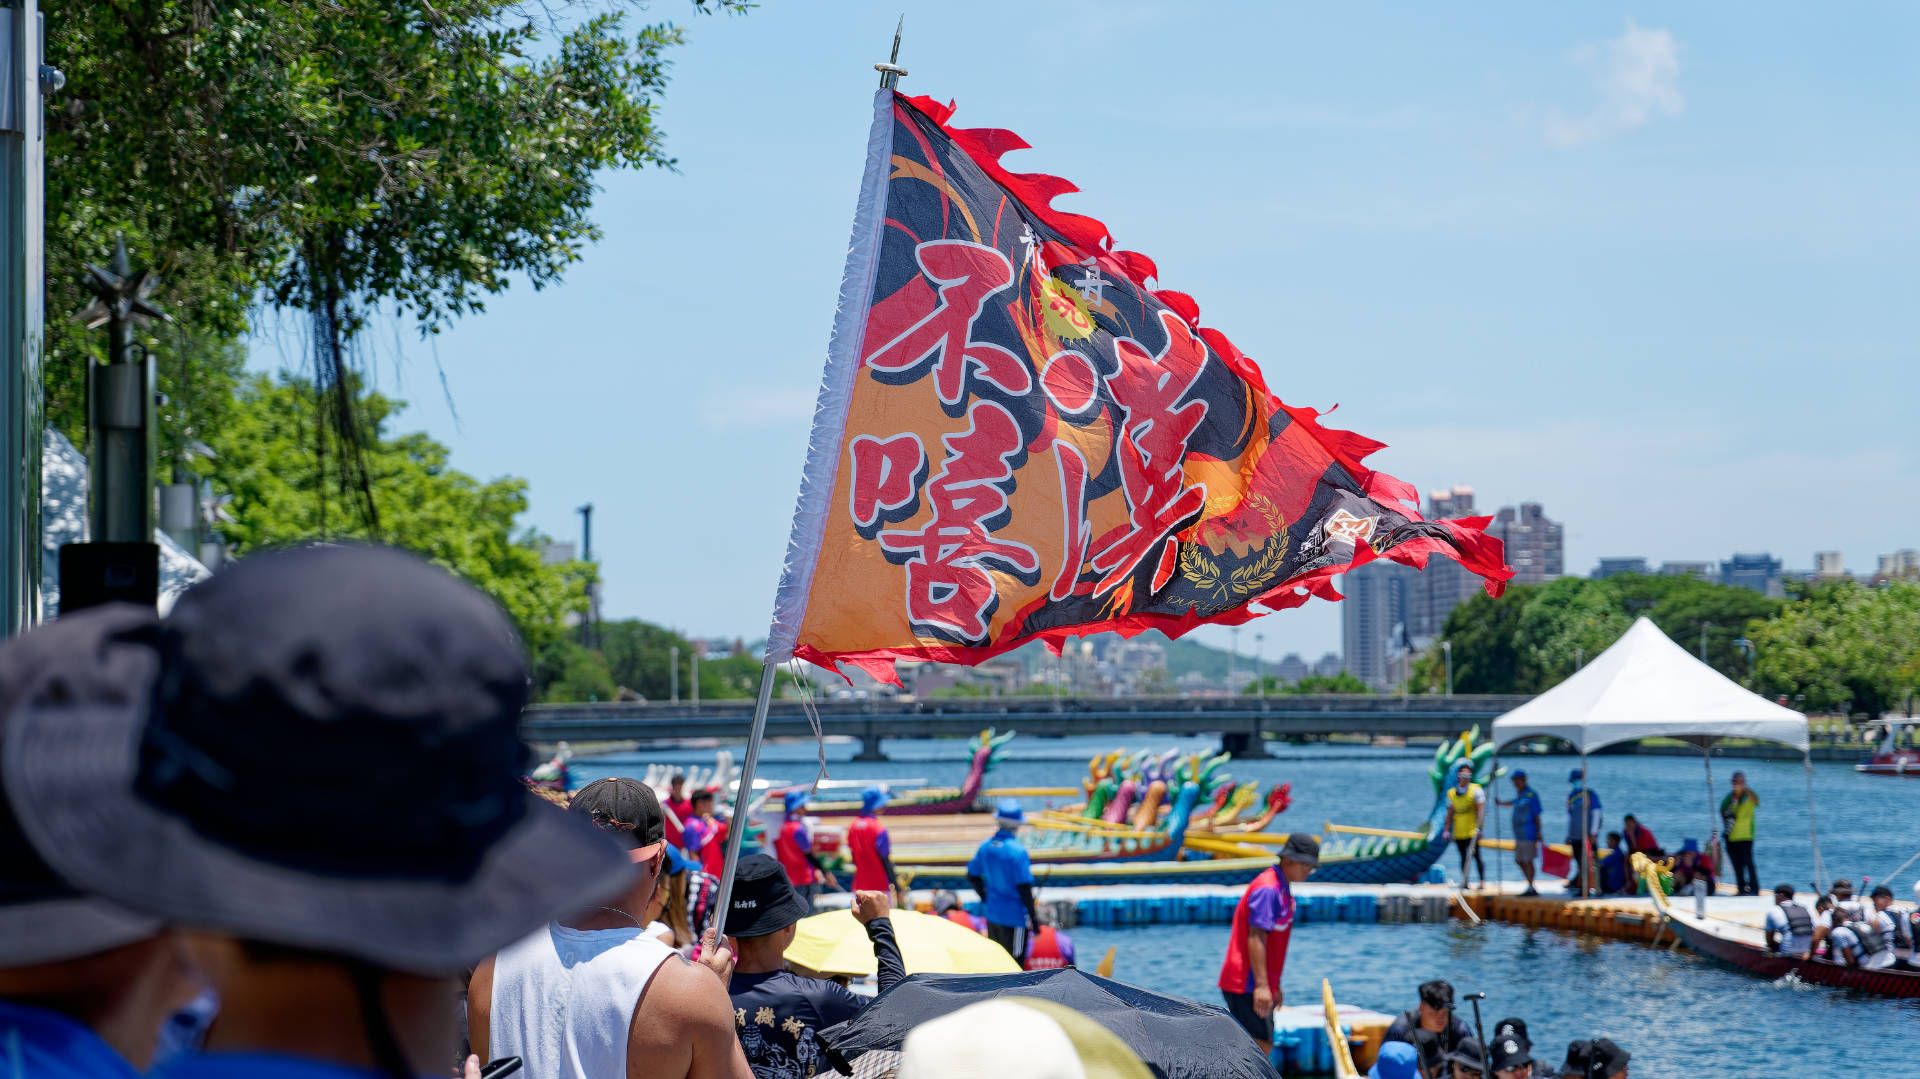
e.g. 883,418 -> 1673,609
785,908 -> 1022,977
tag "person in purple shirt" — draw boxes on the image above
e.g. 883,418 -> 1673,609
0,606 -> 208,1077
3,548 -> 704,1079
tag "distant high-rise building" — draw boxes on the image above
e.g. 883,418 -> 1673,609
1275,652 -> 1309,685
1312,652 -> 1343,679
1341,561 -> 1416,691
1877,550 -> 1920,580
1814,551 -> 1846,578
1593,557 -> 1649,579
1488,502 -> 1563,585
1720,553 -> 1784,597
1659,561 -> 1714,580
1411,486 -> 1481,638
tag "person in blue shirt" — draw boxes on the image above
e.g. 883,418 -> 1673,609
4,548 -> 746,1079
1496,769 -> 1544,896
1566,769 -> 1602,896
0,606 -> 209,1078
967,800 -> 1040,961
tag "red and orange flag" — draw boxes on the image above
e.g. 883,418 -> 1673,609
768,91 -> 1510,681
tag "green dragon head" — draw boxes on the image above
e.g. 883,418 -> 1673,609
1429,725 -> 1501,800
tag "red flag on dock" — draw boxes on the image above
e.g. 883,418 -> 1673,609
766,90 -> 1511,682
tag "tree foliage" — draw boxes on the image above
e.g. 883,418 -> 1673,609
1412,574 -> 1786,695
1748,580 -> 1920,715
1244,672 -> 1372,695
202,374 -> 593,656
45,0 -> 738,441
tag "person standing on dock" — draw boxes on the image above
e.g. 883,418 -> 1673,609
1216,834 -> 1318,1058
1498,770 -> 1543,896
775,790 -> 831,908
849,787 -> 898,901
1565,770 -> 1601,895
1719,772 -> 1760,896
968,801 -> 1039,961
1446,762 -> 1487,888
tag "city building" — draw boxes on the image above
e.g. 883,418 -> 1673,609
1312,653 -> 1343,679
1274,652 -> 1309,685
1487,502 -> 1564,585
1341,560 -> 1416,691
1659,561 -> 1715,580
1593,557 -> 1649,579
1410,486 -> 1481,638
1720,552 -> 1784,597
1813,551 -> 1846,578
1877,550 -> 1919,580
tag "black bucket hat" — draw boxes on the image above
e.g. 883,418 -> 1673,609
2,545 -> 635,974
1279,833 -> 1320,867
0,605 -> 162,966
725,853 -> 812,938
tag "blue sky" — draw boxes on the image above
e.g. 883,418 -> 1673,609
254,2 -> 1920,663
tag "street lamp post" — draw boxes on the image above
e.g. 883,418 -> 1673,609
1442,639 -> 1453,697
1255,632 -> 1266,698
1228,626 -> 1239,694
669,644 -> 679,703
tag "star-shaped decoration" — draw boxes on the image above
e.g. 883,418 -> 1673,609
75,239 -> 168,331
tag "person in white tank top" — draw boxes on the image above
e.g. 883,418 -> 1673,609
471,778 -> 748,1079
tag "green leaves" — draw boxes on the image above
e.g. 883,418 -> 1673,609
1748,580 -> 1920,716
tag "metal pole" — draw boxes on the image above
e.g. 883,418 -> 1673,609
1443,640 -> 1453,697
1579,749 -> 1591,898
669,645 -> 679,703
1803,747 -> 1825,895
713,658 -> 780,935
1700,740 -> 1720,882
1256,632 -> 1265,698
0,1 -> 48,635
691,643 -> 700,710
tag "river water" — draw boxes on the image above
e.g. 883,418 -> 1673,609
574,733 -> 1920,1072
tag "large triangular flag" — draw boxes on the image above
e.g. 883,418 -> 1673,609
768,90 -> 1510,681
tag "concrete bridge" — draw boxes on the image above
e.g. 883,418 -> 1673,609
520,693 -> 1535,760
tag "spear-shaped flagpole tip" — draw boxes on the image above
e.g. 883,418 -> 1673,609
876,15 -> 907,89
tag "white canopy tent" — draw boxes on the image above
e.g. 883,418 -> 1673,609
1488,617 -> 1821,895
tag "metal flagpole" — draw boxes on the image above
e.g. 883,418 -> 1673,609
712,658 -> 779,935
1700,739 -> 1720,878
713,21 -> 907,935
1803,747 -> 1825,895
1578,749 -> 1591,897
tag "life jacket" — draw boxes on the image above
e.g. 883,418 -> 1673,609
1777,901 -> 1813,941
1446,783 -> 1482,838
942,908 -> 976,930
1848,919 -> 1891,956
1026,926 -> 1069,970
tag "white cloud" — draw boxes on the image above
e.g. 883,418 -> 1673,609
1545,23 -> 1684,147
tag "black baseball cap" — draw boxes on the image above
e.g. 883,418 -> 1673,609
1489,1036 -> 1534,1071
1418,979 -> 1454,1009
571,777 -> 667,862
1589,1038 -> 1629,1076
0,605 -> 162,966
1279,833 -> 1320,867
3,545 -> 636,973
724,853 -> 812,938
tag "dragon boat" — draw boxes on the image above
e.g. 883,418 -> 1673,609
1299,728 -> 1495,885
788,729 -> 1016,816
894,751 -> 1283,889
1043,748 -> 1293,834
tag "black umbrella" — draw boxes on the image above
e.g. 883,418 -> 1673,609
818,968 -> 1278,1079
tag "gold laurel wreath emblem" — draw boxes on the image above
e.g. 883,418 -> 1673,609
1178,493 -> 1289,611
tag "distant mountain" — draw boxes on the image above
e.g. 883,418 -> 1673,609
1159,634 -> 1242,680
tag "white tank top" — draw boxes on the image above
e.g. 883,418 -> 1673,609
489,922 -> 678,1079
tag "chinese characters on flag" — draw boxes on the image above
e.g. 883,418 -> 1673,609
768,91 -> 1511,681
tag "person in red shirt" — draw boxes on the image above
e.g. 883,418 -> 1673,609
847,787 -> 897,900
1217,833 -> 1318,1056
665,772 -> 693,824
1620,814 -> 1661,858
775,789 -> 834,906
1023,915 -> 1076,970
